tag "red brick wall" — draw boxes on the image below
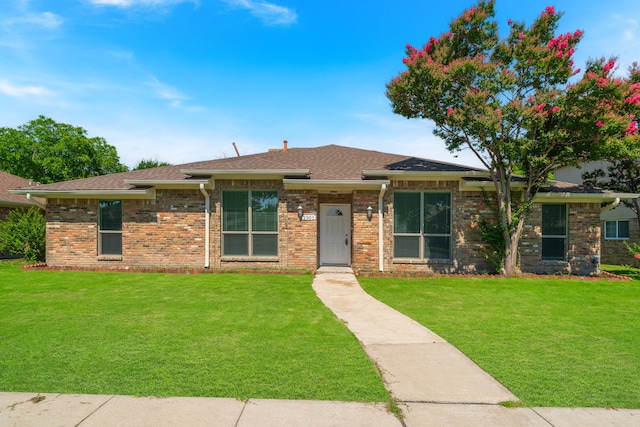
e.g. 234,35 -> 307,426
44,181 -> 603,275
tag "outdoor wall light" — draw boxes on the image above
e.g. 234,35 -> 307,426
366,205 -> 373,221
297,205 -> 304,220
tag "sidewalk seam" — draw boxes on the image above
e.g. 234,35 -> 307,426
74,394 -> 115,427
233,399 -> 249,427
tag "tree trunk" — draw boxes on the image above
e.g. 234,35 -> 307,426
501,216 -> 526,276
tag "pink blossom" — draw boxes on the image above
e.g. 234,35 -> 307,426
518,32 -> 525,39
447,107 -> 454,115
603,60 -> 615,73
544,6 -> 555,15
596,120 -> 604,127
626,121 -> 638,135
635,253 -> 640,259
534,103 -> 547,112
508,18 -> 513,25
625,94 -> 640,104
549,106 -> 561,114
630,83 -> 640,91
573,68 -> 581,75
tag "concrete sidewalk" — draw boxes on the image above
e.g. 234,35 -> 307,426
1,268 -> 638,426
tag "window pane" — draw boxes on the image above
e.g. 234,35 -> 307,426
619,220 -> 630,238
542,237 -> 565,260
252,191 -> 278,232
604,221 -> 617,239
253,234 -> 278,256
101,233 -> 122,255
394,236 -> 420,258
542,204 -> 566,236
424,193 -> 451,235
394,193 -> 420,234
99,200 -> 122,231
425,236 -> 450,259
224,234 -> 248,255
223,191 -> 248,232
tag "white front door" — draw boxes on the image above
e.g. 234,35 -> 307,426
320,204 -> 351,265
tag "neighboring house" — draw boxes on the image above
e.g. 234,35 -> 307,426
11,144 -> 637,274
1,171 -> 45,258
0,171 -> 45,220
555,162 -> 640,265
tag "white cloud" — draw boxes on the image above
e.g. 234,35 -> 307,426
222,0 -> 297,26
0,79 -> 52,97
6,11 -> 63,29
87,0 -> 196,7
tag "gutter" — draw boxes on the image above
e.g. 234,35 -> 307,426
26,194 -> 46,209
378,183 -> 387,272
601,197 -> 621,214
199,183 -> 211,269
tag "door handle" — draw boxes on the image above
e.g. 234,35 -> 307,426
345,234 -> 348,246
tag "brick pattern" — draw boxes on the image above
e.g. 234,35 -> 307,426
601,220 -> 640,266
45,180 -> 602,274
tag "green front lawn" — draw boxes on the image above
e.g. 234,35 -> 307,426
359,271 -> 640,408
0,262 -> 388,402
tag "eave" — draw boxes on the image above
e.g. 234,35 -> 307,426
533,191 -> 639,203
123,179 -> 213,189
10,188 -> 156,200
283,179 -> 390,194
362,170 -> 489,181
180,169 -> 310,179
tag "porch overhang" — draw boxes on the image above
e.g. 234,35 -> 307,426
283,179 -> 390,194
10,188 -> 157,200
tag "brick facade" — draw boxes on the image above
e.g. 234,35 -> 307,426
44,180 -> 602,275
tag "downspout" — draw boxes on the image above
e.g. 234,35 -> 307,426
199,183 -> 210,269
26,194 -> 46,210
601,197 -> 620,214
378,184 -> 387,272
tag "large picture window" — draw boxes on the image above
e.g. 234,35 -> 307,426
222,190 -> 278,256
99,200 -> 122,255
542,204 -> 567,260
393,192 -> 451,260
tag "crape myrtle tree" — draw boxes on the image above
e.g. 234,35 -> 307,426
386,0 -> 640,275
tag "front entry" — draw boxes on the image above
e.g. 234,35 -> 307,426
319,204 -> 351,266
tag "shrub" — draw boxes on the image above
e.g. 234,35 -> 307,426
0,207 -> 45,262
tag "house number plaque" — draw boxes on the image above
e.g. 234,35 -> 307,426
301,214 -> 316,221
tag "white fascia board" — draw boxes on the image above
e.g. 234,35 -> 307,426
460,180 -> 526,190
123,179 -> 212,189
362,170 -> 490,180
283,179 -> 390,194
533,192 -> 639,203
10,188 -> 156,200
180,169 -> 310,178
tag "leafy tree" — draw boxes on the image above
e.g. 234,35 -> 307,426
133,158 -> 172,170
0,207 -> 46,262
0,115 -> 128,184
386,0 -> 640,275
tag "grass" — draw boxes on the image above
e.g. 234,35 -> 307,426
359,270 -> 640,409
0,261 -> 388,402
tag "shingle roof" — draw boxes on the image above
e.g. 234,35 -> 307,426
14,144 -> 486,192
0,171 -> 44,207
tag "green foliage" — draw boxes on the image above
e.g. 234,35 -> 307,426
386,0 -> 640,274
133,158 -> 172,170
0,116 -> 128,183
361,275 -> 640,408
0,207 -> 45,262
0,268 -> 388,401
477,191 -> 506,272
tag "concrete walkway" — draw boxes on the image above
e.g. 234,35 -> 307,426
1,268 -> 638,426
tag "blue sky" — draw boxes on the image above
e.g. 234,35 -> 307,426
1,0 -> 639,169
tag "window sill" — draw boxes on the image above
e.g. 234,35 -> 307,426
98,255 -> 123,261
604,238 -> 630,241
541,259 -> 569,265
393,258 -> 452,265
221,256 -> 279,263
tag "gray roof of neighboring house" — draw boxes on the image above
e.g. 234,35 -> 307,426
0,171 -> 44,207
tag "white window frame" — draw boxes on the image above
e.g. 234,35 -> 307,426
604,220 -> 630,240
